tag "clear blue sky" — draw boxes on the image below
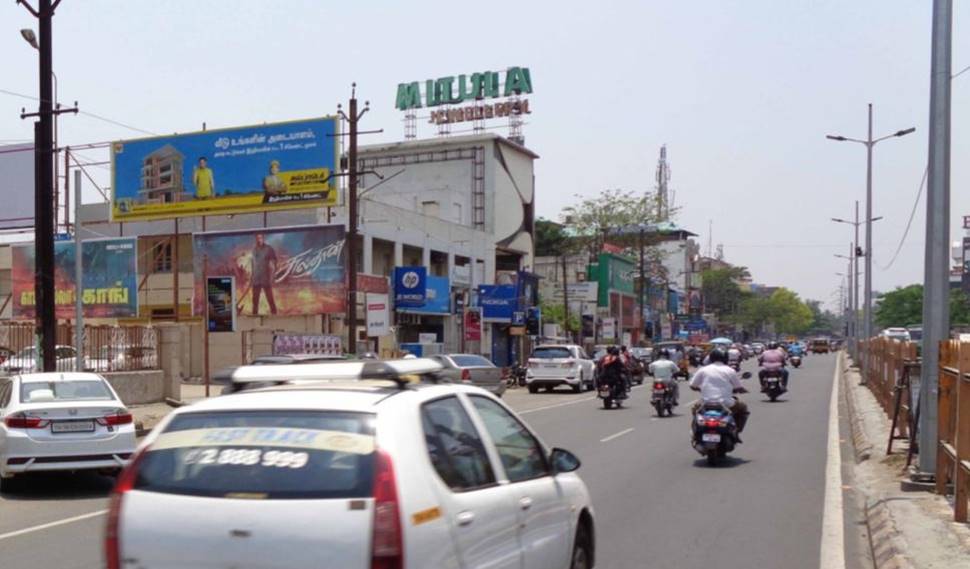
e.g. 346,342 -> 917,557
1,0 -> 968,309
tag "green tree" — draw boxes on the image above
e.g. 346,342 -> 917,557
535,218 -> 569,257
767,288 -> 814,335
735,293 -> 771,332
561,188 -> 666,258
873,285 -> 924,328
539,301 -> 580,333
952,290 -> 970,326
700,267 -> 749,317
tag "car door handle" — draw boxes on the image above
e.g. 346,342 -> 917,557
519,497 -> 533,510
455,511 -> 475,526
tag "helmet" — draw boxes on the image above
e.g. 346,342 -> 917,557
607,346 -> 620,356
767,341 -> 780,350
658,348 -> 670,359
620,345 -> 628,352
708,347 -> 729,364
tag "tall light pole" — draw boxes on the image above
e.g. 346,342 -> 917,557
918,0 -> 953,478
835,250 -> 854,341
832,206 -> 881,363
827,107 -> 915,383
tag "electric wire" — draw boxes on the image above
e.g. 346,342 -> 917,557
0,87 -> 158,136
879,165 -> 928,271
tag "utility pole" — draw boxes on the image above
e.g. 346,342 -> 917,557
853,201 -> 861,359
561,255 -> 571,342
919,0 -> 952,477
74,168 -> 82,370
18,0 -> 77,372
638,228 -> 647,345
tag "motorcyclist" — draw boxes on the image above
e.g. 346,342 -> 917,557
727,344 -> 743,368
648,349 -> 680,405
789,342 -> 805,358
758,341 -> 789,391
689,347 -> 749,437
619,345 -> 634,390
598,346 -> 628,399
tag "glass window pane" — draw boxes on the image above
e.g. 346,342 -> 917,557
469,396 -> 548,482
421,397 -> 495,491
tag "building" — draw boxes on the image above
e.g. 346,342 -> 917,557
138,144 -> 186,205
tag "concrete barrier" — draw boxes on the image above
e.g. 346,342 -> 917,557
102,370 -> 165,405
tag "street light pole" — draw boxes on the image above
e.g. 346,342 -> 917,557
827,109 -> 915,383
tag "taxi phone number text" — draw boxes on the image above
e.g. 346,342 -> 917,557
182,448 -> 309,469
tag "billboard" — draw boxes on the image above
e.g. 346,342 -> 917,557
192,225 -> 345,317
479,284 -> 517,321
0,144 -> 34,230
111,117 -> 339,221
394,267 -> 427,307
398,275 -> 450,315
206,276 -> 236,332
366,293 -> 390,337
12,237 -> 138,319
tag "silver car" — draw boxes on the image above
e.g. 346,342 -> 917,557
430,354 -> 506,397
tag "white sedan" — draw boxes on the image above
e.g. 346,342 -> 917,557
108,359 -> 596,569
0,372 -> 136,490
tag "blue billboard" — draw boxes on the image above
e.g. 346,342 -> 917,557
394,267 -> 428,307
398,275 -> 450,314
111,117 -> 339,221
478,284 -> 518,321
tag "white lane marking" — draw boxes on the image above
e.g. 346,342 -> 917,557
0,509 -> 107,541
819,351 -> 846,569
517,385 -> 646,415
600,428 -> 635,443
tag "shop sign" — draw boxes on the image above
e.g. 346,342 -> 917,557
398,275 -> 450,315
394,266 -> 427,307
419,333 -> 438,344
366,293 -> 389,337
478,284 -> 517,322
464,308 -> 482,341
601,318 -> 616,340
358,273 -> 389,295
395,67 -> 532,110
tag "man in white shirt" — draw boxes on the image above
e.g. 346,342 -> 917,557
689,348 -> 749,434
648,349 -> 680,405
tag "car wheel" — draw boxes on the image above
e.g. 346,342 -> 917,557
573,372 -> 583,393
570,525 -> 592,569
528,385 -> 539,394
0,475 -> 20,494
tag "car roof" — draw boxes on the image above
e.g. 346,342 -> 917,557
16,372 -> 105,383
253,353 -> 345,363
535,344 -> 579,349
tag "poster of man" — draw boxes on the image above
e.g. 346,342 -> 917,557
111,117 -> 339,221
192,225 -> 346,317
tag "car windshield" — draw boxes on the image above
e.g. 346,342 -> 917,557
532,347 -> 572,359
450,355 -> 494,367
20,380 -> 114,402
135,410 -> 375,500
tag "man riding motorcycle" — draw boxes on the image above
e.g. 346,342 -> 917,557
648,349 -> 680,405
689,347 -> 749,437
758,341 -> 790,391
598,346 -> 629,399
727,344 -> 743,369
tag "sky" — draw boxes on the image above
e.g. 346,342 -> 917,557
1,0 -> 968,311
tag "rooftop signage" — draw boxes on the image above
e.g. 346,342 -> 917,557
395,67 -> 532,111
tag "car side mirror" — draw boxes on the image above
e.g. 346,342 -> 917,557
741,371 -> 752,379
550,447 -> 581,474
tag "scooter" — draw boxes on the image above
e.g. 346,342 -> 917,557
691,401 -> 739,466
651,381 -> 675,417
762,369 -> 786,402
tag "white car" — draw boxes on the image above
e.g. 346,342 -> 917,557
0,372 -> 136,489
526,344 -> 597,393
107,359 -> 595,569
0,345 -> 82,374
881,327 -> 912,342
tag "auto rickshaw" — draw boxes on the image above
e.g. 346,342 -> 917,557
653,340 -> 689,378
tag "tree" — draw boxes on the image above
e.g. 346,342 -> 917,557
700,268 -> 748,317
561,188 -> 666,259
952,290 -> 970,326
874,285 -> 924,328
535,218 -> 568,257
539,301 -> 580,333
767,288 -> 814,335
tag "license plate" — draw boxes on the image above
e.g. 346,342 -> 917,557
51,420 -> 95,433
701,433 -> 721,443
653,389 -> 666,394
767,378 -> 779,384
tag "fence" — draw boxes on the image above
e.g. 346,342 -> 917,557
859,336 -> 919,445
935,339 -> 970,522
0,322 -> 159,373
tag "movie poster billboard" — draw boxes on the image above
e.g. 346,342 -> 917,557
192,225 -> 345,317
112,117 -> 339,221
12,237 -> 138,319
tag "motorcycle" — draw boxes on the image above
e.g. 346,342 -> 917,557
597,377 -> 627,409
762,369 -> 786,402
651,381 -> 675,417
790,355 -> 802,368
691,401 -> 739,466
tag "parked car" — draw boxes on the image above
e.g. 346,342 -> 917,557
0,345 -> 81,374
107,359 -> 595,569
0,372 -> 136,491
87,346 -> 158,373
429,353 -> 506,397
525,344 -> 596,393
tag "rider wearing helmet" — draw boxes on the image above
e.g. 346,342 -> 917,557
689,347 -> 750,435
758,341 -> 789,391
598,346 -> 629,399
648,348 -> 680,405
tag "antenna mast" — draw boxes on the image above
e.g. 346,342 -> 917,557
656,145 -> 671,220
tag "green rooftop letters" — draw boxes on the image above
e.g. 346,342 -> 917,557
395,82 -> 422,110
397,67 -> 532,109
504,67 -> 532,97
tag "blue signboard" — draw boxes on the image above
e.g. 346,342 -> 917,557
478,284 -> 517,321
394,266 -> 427,307
398,275 -> 450,314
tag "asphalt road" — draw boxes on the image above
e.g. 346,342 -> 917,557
0,352 -> 864,568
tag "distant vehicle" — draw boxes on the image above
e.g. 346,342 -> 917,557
215,353 -> 348,394
652,341 -> 689,378
907,326 -> 923,342
429,354 -> 506,397
629,347 -> 653,362
526,345 -> 596,393
751,342 -> 766,355
881,328 -> 912,342
108,359 -> 595,569
1,372 -> 136,490
87,346 -> 157,373
810,339 -> 830,354
0,345 -> 82,374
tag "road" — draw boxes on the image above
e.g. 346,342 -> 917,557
0,352 -> 865,568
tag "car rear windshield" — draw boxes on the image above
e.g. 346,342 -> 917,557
135,410 -> 375,500
450,355 -> 494,367
20,380 -> 114,402
532,347 -> 571,359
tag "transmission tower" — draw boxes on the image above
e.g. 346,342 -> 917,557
655,145 -> 671,220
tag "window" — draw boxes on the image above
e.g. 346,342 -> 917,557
450,355 -> 494,367
421,397 -> 495,491
469,396 -> 549,482
151,240 -> 173,273
421,200 -> 440,217
531,347 -> 572,359
21,380 -> 114,402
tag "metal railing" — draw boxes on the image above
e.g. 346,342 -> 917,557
859,337 -> 919,441
0,322 -> 159,374
935,339 -> 970,522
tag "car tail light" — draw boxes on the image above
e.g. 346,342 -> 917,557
460,369 -> 471,381
97,410 -> 133,427
371,449 -> 403,569
561,359 -> 575,369
105,448 -> 146,569
704,419 -> 721,428
4,413 -> 49,429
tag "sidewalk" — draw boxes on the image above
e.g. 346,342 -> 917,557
843,358 -> 970,568
129,382 -> 214,436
